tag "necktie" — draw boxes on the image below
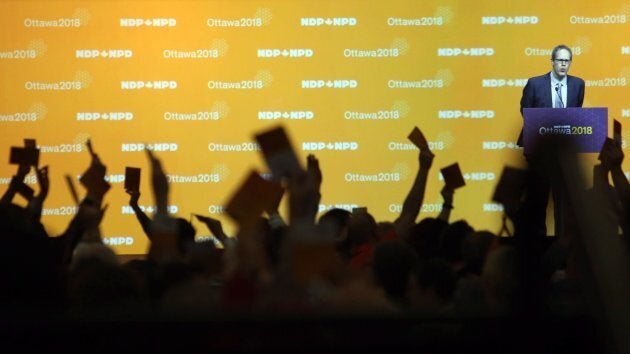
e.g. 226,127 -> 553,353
555,83 -> 564,108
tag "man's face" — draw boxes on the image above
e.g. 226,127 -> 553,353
551,48 -> 572,79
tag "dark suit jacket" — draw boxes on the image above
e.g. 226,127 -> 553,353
517,72 -> 585,145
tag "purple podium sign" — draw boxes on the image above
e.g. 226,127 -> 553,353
522,107 -> 608,155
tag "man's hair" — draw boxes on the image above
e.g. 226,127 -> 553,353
551,44 -> 572,61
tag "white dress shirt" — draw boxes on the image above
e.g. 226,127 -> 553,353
550,72 -> 567,108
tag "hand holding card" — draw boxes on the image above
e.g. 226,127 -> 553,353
440,163 -> 466,189
194,214 -> 228,242
79,142 -> 110,202
79,165 -> 111,200
9,146 -> 40,167
408,126 -> 430,151
409,127 -> 435,169
225,170 -> 285,224
125,167 -> 141,192
254,126 -> 302,180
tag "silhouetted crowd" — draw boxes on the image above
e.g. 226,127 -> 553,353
2,133 -> 630,353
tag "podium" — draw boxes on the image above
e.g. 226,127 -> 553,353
522,107 -> 608,237
522,107 -> 608,155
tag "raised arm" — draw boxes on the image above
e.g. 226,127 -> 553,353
265,182 -> 286,229
146,149 -> 169,217
288,154 -> 322,226
437,186 -> 454,222
195,214 -> 230,247
600,138 -> 630,232
126,189 -> 152,239
27,166 -> 49,221
144,149 -> 182,262
81,140 -> 110,206
54,195 -> 107,266
394,148 -> 434,239
1,164 -> 31,205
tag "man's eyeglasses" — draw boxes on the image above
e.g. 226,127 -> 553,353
553,59 -> 571,64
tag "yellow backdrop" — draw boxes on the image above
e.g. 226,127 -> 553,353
1,0 -> 628,254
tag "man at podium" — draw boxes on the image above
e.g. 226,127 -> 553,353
520,44 -> 585,113
518,44 -> 585,237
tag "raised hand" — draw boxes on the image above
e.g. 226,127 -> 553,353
36,166 -> 49,201
288,155 -> 322,224
600,137 -> 624,171
598,138 -> 630,233
307,154 -> 323,189
125,182 -> 152,240
145,148 -> 169,216
86,138 -> 96,158
195,214 -> 229,245
26,166 -> 50,220
126,188 -> 141,207
80,139 -> 110,204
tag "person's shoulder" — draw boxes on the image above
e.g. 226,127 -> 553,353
524,73 -> 549,88
568,75 -> 585,84
528,73 -> 550,82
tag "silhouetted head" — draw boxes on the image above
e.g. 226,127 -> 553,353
407,217 -> 448,261
372,240 -> 419,306
462,230 -> 497,275
438,220 -> 474,264
413,258 -> 456,305
318,208 -> 351,240
347,211 -> 378,248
